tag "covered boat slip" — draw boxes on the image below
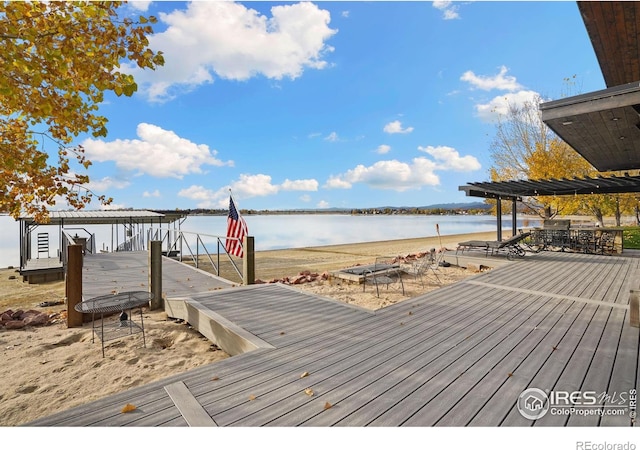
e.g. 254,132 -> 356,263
17,210 -> 186,283
27,250 -> 639,427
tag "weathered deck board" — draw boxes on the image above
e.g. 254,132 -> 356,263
226,290 -> 531,426
25,251 -> 639,427
433,300 -> 589,426
82,252 -> 233,299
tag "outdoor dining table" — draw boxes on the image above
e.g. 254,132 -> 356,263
529,227 -> 622,254
74,291 -> 152,357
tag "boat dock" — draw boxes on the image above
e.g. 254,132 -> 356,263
26,250 -> 639,427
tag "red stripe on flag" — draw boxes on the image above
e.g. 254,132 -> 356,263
225,196 -> 248,258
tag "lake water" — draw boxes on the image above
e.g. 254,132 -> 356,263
0,213 -> 542,269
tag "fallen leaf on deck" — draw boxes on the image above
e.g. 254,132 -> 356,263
324,402 -> 332,410
121,403 -> 137,413
211,376 -> 219,381
300,371 -> 309,378
305,388 -> 314,396
248,395 -> 257,401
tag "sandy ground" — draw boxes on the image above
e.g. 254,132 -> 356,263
0,269 -> 229,426
0,230 -> 498,426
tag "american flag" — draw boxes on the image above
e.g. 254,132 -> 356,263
225,196 -> 248,258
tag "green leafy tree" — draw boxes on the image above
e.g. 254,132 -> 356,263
1,1 -> 164,222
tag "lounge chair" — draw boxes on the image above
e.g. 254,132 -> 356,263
457,231 -> 531,260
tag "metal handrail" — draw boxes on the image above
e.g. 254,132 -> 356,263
146,227 -> 243,282
61,228 -> 97,268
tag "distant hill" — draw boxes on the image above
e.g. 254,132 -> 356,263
420,202 -> 491,210
153,202 -> 491,216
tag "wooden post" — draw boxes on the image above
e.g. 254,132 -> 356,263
243,236 -> 255,286
149,240 -> 163,310
630,290 -> 640,328
66,244 -> 84,328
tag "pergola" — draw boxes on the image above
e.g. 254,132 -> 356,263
459,174 -> 640,240
460,2 -> 640,240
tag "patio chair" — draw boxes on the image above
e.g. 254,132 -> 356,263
401,248 -> 446,287
363,256 -> 405,298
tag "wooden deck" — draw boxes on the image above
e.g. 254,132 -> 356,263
19,257 -> 64,283
26,251 -> 639,427
81,251 -> 235,299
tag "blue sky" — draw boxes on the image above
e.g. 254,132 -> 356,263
58,1 -> 606,211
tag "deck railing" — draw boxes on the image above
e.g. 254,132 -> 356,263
116,227 -> 244,283
61,228 -> 97,268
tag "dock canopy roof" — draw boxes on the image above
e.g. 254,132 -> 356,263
19,209 -> 186,226
459,174 -> 640,200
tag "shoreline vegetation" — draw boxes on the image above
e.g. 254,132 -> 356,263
151,203 -> 492,217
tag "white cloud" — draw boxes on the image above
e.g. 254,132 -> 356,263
341,11 -> 350,18
281,179 -> 319,191
376,144 -> 391,154
418,145 -> 481,171
383,120 -> 414,134
177,185 -> 214,202
129,2 -> 337,102
84,176 -> 130,192
325,158 -> 440,192
300,194 -> 311,202
324,176 -> 353,189
128,1 -> 151,12
461,66 -> 522,92
178,173 -> 319,208
325,145 -> 481,191
143,190 -> 161,198
474,90 -> 541,123
433,1 -> 460,20
325,131 -> 340,142
317,200 -> 329,208
82,123 -> 233,178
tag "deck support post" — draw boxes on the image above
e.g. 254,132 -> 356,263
496,197 -> 503,241
149,240 -> 163,310
630,290 -> 640,328
243,236 -> 255,285
66,244 -> 83,328
511,197 -> 518,236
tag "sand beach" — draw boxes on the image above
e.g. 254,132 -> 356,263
0,230 -> 499,426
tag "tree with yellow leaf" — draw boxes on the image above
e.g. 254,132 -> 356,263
1,1 -> 164,222
488,95 -> 598,218
524,137 -> 597,217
